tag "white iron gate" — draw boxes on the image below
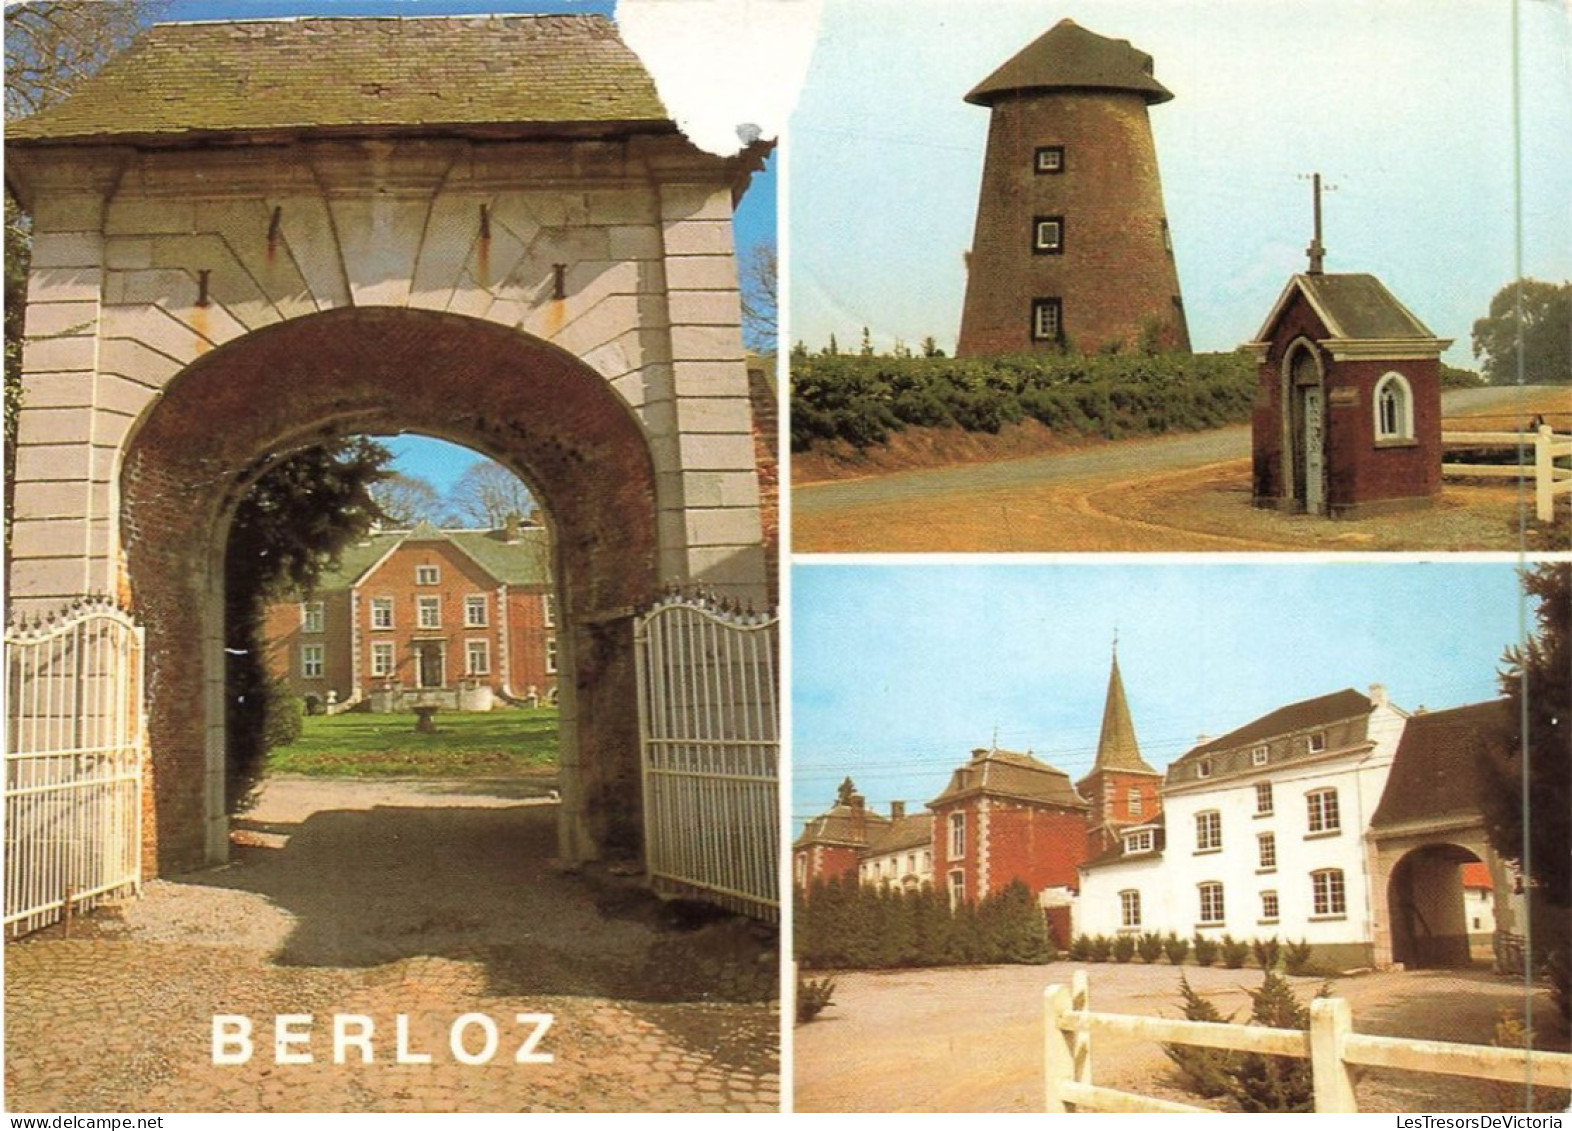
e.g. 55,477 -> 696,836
636,591 -> 778,921
5,599 -> 144,938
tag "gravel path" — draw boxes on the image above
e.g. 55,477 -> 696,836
5,777 -> 779,1113
794,962 -> 1569,1113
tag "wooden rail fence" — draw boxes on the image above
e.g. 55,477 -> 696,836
1441,424 -> 1571,523
1044,970 -> 1572,1113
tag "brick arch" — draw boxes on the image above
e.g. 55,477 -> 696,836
121,306 -> 659,874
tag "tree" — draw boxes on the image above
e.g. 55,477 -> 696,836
1471,279 -> 1572,385
1478,564 -> 1570,1025
225,438 -> 392,810
370,472 -> 449,527
738,240 -> 777,357
448,458 -> 535,528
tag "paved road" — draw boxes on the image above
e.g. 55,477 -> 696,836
4,777 -> 779,1114
794,385 -> 1559,516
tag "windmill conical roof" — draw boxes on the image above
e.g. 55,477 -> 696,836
965,19 -> 1173,107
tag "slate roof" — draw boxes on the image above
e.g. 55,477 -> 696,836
1165,689 -> 1376,787
865,813 -> 934,857
1082,813 -> 1166,870
314,525 -> 552,590
966,19 -> 1173,107
929,747 -> 1088,811
6,15 -> 671,147
1369,700 -> 1512,831
1253,273 -> 1443,346
1086,653 -> 1157,777
792,803 -> 888,850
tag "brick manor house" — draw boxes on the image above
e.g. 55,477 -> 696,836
263,519 -> 557,713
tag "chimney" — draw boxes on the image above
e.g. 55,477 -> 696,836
1368,683 -> 1388,708
849,793 -> 865,813
503,511 -> 521,543
971,747 -> 988,761
890,800 -> 905,821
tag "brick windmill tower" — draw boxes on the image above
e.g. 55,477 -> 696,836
957,20 -> 1190,357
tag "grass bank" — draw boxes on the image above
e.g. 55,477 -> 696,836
266,708 -> 558,778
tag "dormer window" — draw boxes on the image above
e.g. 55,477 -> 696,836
1124,828 -> 1155,854
1308,731 -> 1326,754
1252,744 -> 1268,766
1197,759 -> 1212,779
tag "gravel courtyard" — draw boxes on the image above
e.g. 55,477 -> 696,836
794,962 -> 1569,1113
5,777 -> 779,1114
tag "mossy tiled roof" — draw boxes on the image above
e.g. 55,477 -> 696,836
966,19 -> 1173,107
7,14 -> 671,146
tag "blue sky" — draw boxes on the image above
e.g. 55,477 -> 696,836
789,0 -> 1572,365
791,560 -> 1529,828
161,0 -> 777,497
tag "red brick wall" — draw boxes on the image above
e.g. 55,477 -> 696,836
933,797 -> 1089,903
1252,290 -> 1441,513
794,844 -> 860,889
958,90 -> 1189,356
1081,768 -> 1162,856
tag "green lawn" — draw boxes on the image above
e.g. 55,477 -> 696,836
265,708 -> 559,778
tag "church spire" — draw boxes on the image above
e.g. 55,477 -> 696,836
1093,646 -> 1156,774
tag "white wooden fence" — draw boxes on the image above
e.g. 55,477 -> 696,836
1441,425 -> 1572,523
5,598 -> 144,938
1044,969 -> 1572,1113
635,590 -> 779,921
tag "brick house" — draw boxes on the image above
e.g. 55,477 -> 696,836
263,520 -> 556,712
929,746 -> 1090,922
792,779 -> 889,890
1246,270 -> 1451,516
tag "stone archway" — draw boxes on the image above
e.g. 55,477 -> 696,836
121,307 -> 659,874
1386,842 -> 1487,969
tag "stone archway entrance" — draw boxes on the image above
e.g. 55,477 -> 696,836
5,14 -> 771,880
121,307 -> 663,873
1386,843 -> 1490,969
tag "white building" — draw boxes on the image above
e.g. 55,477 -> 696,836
1079,685 -> 1408,969
857,802 -> 935,891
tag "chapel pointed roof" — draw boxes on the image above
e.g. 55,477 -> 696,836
1087,649 -> 1158,777
965,19 -> 1173,108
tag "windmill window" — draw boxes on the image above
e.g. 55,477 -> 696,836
1030,298 -> 1063,343
1033,216 -> 1064,254
1034,146 -> 1065,174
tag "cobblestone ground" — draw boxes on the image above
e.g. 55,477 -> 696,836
4,778 -> 779,1113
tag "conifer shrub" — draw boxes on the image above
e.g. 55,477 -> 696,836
1192,933 -> 1219,967
1069,934 -> 1093,962
1283,938 -> 1315,975
1089,934 -> 1114,963
1221,934 -> 1251,969
796,972 -> 837,1025
1138,931 -> 1165,963
1112,933 -> 1137,963
1226,974 -> 1328,1112
1163,974 -> 1238,1098
1253,936 -> 1282,971
1163,931 -> 1191,965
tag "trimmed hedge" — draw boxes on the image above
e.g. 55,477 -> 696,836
790,351 -> 1256,452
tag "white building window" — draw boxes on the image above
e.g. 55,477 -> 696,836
1312,868 -> 1347,917
1198,882 -> 1225,925
1258,832 -> 1277,871
545,636 -> 558,674
1120,889 -> 1142,929
301,601 -> 324,634
417,596 -> 441,629
1195,810 -> 1222,853
466,639 -> 490,676
949,812 -> 966,859
1124,828 -> 1154,854
371,642 -> 394,678
1255,781 -> 1274,816
1260,890 -> 1280,922
1307,788 -> 1341,835
416,565 -> 440,585
371,597 -> 394,630
1373,371 -> 1414,441
464,595 -> 488,627
301,644 -> 324,678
